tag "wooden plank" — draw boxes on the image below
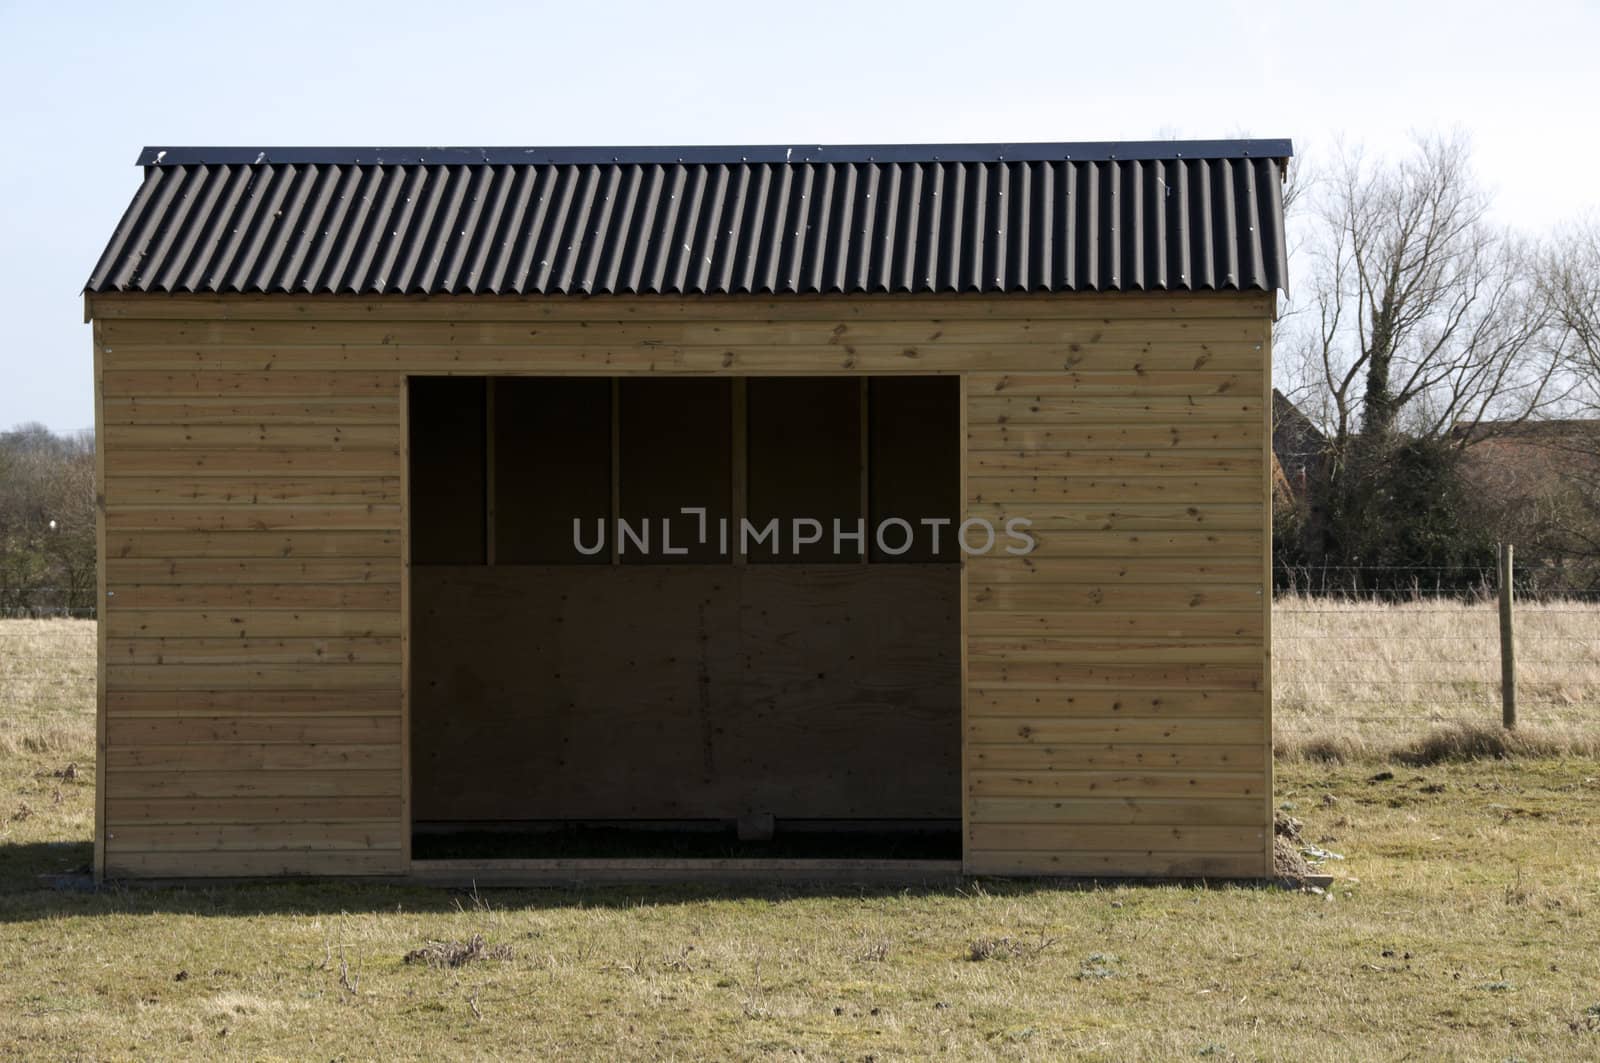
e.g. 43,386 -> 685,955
100,342 -> 1270,376
968,770 -> 1264,799
108,822 -> 402,852
963,850 -> 1264,878
967,796 -> 1263,826
966,557 -> 1261,584
967,610 -> 1262,639
100,317 -> 1269,349
968,637 -> 1261,665
105,506 -> 402,532
731,378 -> 747,565
966,824 -> 1264,853
108,636 -> 401,666
958,372 -> 971,871
101,370 -> 400,398
108,609 -> 399,639
107,690 -> 399,716
106,557 -> 400,584
104,449 -> 400,477
969,396 -> 1262,423
968,688 -> 1264,718
1021,530 -> 1263,558
102,397 -> 400,425
967,718 -> 1263,745
967,422 -> 1263,450
105,583 -> 400,610
105,769 -> 401,799
608,378 -> 620,565
969,743 -> 1265,771
108,530 -> 400,559
102,424 -> 399,449
405,858 -> 963,886
968,371 -> 1262,397
108,796 -> 402,823
970,451 -> 1261,478
967,661 -> 1262,691
106,663 -> 399,691
399,374 -> 413,871
89,290 -> 1274,321
968,476 -> 1261,504
107,715 -> 400,745
103,850 -> 400,877
964,503 -> 1263,532
105,476 -> 402,506
858,377 -> 869,566
108,743 -> 400,772
969,582 -> 1261,613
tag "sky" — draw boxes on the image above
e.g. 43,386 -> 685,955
1,0 -> 1596,433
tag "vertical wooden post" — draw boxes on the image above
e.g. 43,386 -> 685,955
1498,542 -> 1516,730
859,377 -> 870,564
398,375 -> 413,871
609,378 -> 621,566
731,378 -> 747,564
484,378 -> 497,566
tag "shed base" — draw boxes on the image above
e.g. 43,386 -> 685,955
406,858 -> 964,886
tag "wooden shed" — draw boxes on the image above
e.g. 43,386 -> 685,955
85,140 -> 1289,882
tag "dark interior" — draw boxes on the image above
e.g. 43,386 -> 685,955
407,376 -> 962,861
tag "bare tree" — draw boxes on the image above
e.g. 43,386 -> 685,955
1542,216 -> 1600,411
1271,134 -> 1577,581
1280,133 -> 1565,449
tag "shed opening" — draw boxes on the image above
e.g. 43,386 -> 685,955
407,376 -> 963,863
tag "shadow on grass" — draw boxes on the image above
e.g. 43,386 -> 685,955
0,840 -> 1277,924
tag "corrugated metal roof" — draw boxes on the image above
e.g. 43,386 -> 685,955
88,141 -> 1291,297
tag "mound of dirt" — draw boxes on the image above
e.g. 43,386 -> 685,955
1274,835 -> 1313,882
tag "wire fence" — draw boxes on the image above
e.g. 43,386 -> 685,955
1274,555 -> 1600,747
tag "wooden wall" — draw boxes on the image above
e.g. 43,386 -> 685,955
411,566 -> 959,822
90,290 -> 1272,879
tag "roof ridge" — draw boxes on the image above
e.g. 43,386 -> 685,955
136,140 -> 1294,168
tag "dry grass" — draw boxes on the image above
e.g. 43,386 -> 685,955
0,618 -> 95,757
1274,595 -> 1600,760
1,618 -> 1600,1057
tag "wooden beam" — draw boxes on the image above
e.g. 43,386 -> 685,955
731,378 -> 747,565
484,377 -> 496,566
609,378 -> 621,566
859,376 -> 870,564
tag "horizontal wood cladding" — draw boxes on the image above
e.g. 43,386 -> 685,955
960,298 -> 1269,878
94,290 -> 1271,880
97,312 -> 405,879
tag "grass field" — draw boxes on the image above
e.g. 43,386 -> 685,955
1274,596 -> 1600,758
2,617 -> 1599,1059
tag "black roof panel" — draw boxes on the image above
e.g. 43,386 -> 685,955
90,140 -> 1291,296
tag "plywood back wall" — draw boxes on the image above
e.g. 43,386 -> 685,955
411,565 -> 961,822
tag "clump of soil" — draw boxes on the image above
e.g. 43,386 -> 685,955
1274,835 -> 1313,882
404,934 -> 513,969
1274,811 -> 1303,841
1273,811 -> 1314,883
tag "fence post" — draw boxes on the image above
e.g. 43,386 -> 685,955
1497,543 -> 1516,730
